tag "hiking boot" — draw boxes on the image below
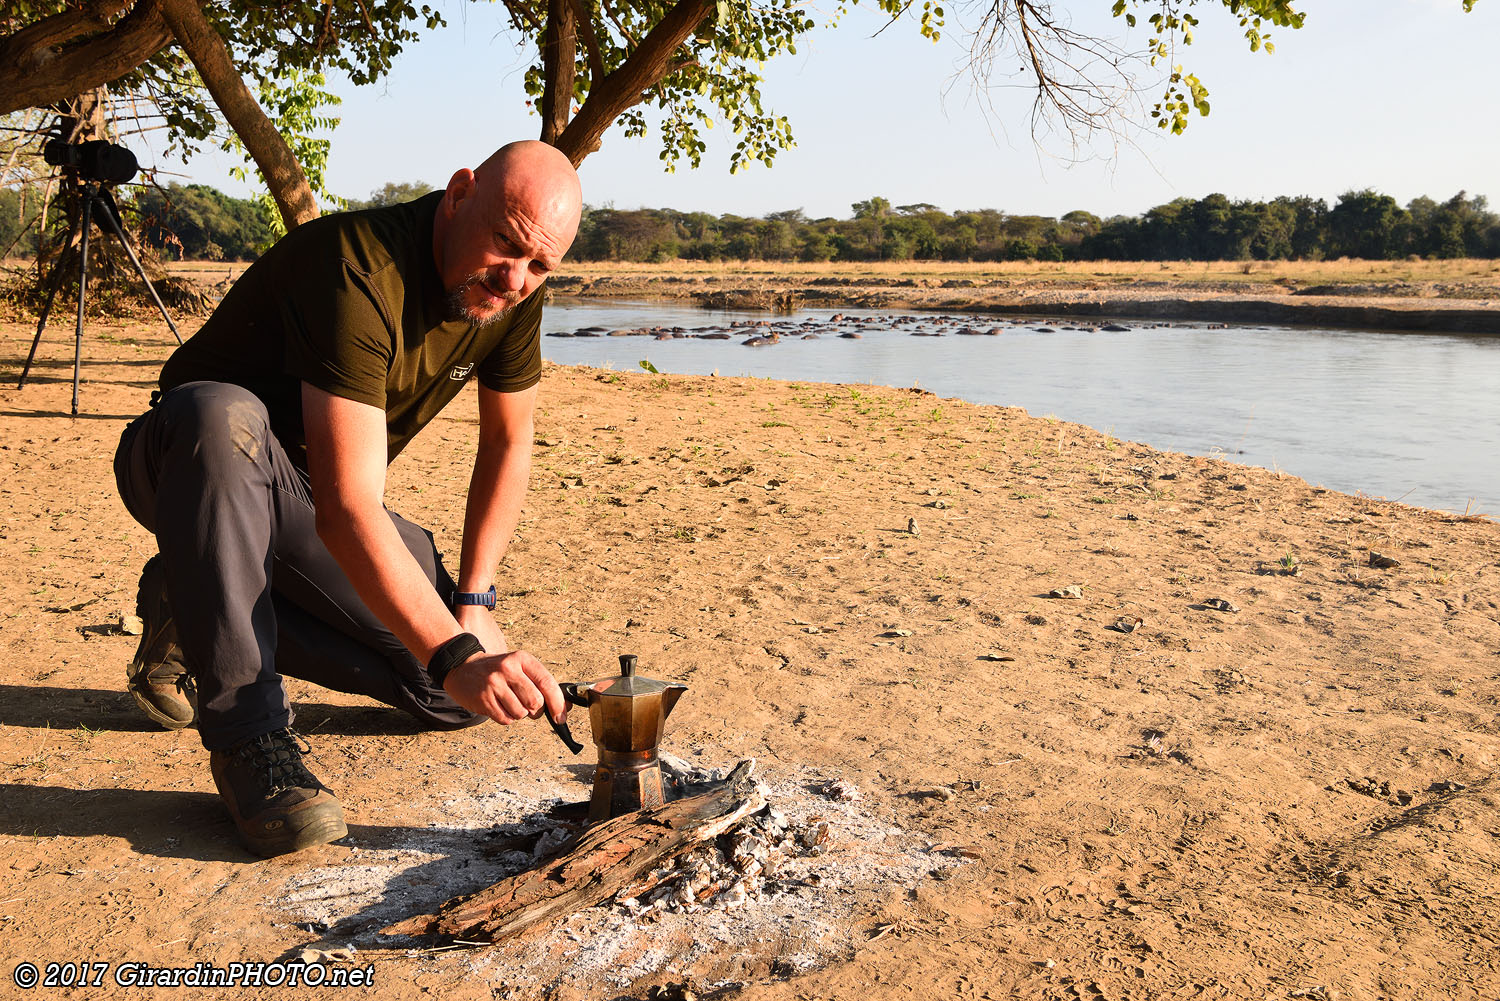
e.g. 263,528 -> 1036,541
209,728 -> 348,858
126,554 -> 196,730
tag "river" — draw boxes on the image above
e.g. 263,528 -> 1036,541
539,298 -> 1500,515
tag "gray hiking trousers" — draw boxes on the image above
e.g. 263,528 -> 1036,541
113,380 -> 483,751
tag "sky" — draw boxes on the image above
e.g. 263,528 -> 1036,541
154,0 -> 1499,222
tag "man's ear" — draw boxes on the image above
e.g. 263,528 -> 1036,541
443,168 -> 477,213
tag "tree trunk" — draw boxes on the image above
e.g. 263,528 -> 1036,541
0,1 -> 172,117
553,0 -> 715,166
156,0 -> 318,230
383,760 -> 762,943
539,0 -> 577,145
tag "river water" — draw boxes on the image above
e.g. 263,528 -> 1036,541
539,298 -> 1500,515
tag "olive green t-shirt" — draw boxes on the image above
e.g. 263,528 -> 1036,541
159,191 -> 543,471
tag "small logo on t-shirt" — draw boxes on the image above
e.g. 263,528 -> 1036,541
449,362 -> 475,382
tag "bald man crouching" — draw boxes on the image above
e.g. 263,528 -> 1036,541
113,141 -> 584,857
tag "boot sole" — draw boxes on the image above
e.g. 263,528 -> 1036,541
130,687 -> 195,730
239,811 -> 349,858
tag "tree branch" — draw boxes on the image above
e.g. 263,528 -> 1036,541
599,0 -> 638,48
156,0 -> 318,229
540,0 -> 578,144
570,0 -> 607,86
962,0 -> 1138,153
0,1 -> 172,116
553,0 -> 714,166
499,0 -> 545,34
315,2 -> 336,52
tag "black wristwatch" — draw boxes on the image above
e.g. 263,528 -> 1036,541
451,585 -> 496,609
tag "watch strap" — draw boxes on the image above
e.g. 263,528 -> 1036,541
451,585 -> 497,609
428,632 -> 484,686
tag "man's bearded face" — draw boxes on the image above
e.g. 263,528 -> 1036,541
444,270 -> 524,327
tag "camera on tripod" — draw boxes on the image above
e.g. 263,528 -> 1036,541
19,136 -> 179,413
43,138 -> 139,185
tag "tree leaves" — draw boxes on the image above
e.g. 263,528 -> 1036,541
1107,0 -> 1311,134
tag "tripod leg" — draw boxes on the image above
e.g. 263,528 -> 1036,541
72,190 -> 95,416
94,196 -> 182,345
17,210 -> 85,390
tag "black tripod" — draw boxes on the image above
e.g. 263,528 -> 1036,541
17,180 -> 181,415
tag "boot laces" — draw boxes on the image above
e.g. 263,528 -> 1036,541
235,729 -> 318,798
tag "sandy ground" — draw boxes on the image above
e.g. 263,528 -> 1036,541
1,298 -> 1499,1000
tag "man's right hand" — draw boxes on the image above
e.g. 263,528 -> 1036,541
442,649 -> 567,726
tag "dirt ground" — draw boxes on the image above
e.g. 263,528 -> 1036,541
1,295 -> 1498,1000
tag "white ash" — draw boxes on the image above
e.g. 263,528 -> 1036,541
278,773 -> 576,932
531,824 -> 573,859
274,760 -> 964,996
473,763 -> 966,995
610,797 -> 827,923
819,778 -> 862,802
660,752 -> 727,793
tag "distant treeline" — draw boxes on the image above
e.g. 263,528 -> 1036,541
0,181 -> 433,262
129,180 -> 436,261
2,182 -> 1494,264
574,191 -> 1500,263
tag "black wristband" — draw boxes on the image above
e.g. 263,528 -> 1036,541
427,632 -> 485,687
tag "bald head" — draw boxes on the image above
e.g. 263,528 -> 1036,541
433,140 -> 583,327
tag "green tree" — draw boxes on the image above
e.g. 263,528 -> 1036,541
942,222 -> 979,260
1061,210 -> 1101,236
1273,195 -> 1327,259
1329,189 -> 1407,260
1428,191 -> 1494,258
133,182 -> 277,259
756,218 -> 796,259
344,181 -> 437,211
798,228 -> 835,261
2,1 -> 1477,234
0,185 -> 45,257
1247,199 -> 1296,259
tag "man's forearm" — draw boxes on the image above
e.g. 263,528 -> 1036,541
457,434 -> 532,597
317,503 -> 463,664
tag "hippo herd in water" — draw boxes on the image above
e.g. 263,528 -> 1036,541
545,313 -> 1205,346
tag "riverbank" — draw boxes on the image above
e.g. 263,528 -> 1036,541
546,259 -> 1500,332
1,317 -> 1497,999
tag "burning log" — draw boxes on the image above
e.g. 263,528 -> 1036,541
383,760 -> 763,943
